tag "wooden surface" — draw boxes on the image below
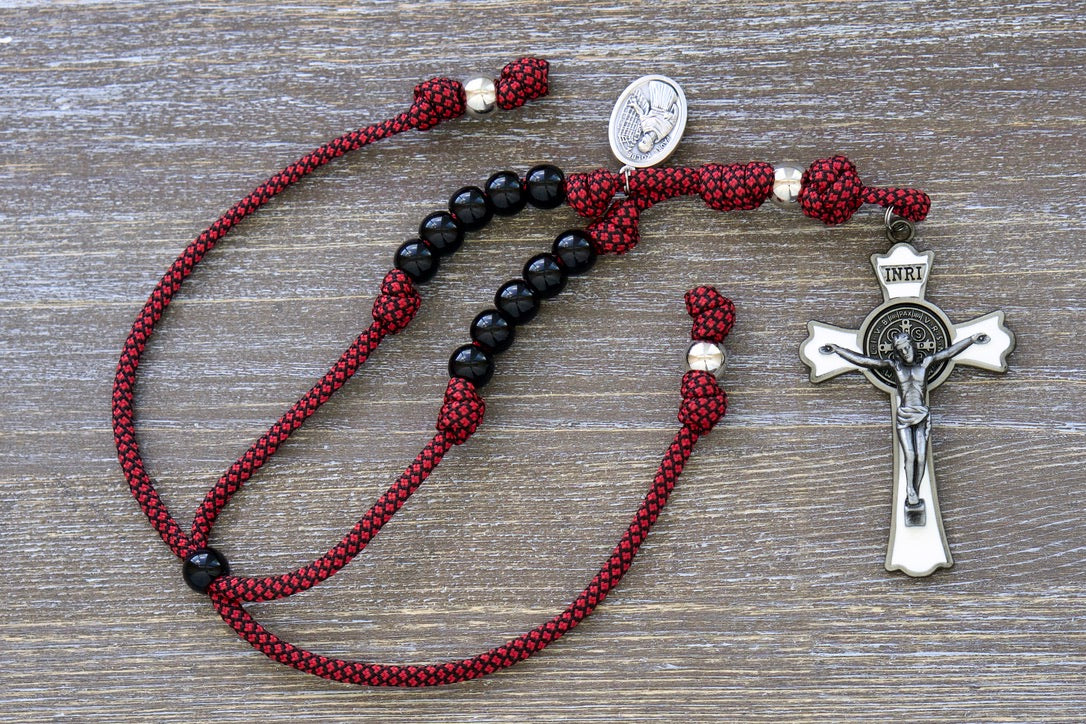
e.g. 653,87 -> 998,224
2,2 -> 1084,721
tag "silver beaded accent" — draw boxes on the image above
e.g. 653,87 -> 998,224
685,341 -> 728,379
463,77 -> 497,116
772,164 -> 804,207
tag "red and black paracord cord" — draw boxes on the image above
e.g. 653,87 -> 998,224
112,57 -> 930,686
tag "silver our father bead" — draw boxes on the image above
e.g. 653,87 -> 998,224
771,164 -> 804,207
686,341 -> 728,379
463,77 -> 497,116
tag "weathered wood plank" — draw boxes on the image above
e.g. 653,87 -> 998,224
1,1 -> 1083,720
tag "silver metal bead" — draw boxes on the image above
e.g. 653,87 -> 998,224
772,164 -> 804,207
463,77 -> 497,116
685,340 -> 728,379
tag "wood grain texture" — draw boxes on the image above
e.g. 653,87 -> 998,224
1,1 -> 1083,720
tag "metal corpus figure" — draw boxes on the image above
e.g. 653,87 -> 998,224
821,331 -> 988,527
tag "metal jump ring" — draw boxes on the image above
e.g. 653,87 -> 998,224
884,205 -> 915,243
618,165 -> 634,196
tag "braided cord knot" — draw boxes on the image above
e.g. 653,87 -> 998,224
684,286 -> 735,343
680,285 -> 732,433
798,155 -> 865,225
678,370 -> 728,433
585,197 -> 641,256
565,169 -> 621,219
495,57 -> 549,110
371,269 -> 421,334
568,163 -> 778,257
437,377 -> 486,444
800,155 -> 931,225
697,162 -> 774,211
409,77 -> 466,131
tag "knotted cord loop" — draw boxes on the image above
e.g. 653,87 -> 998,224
112,58 -> 935,683
570,162 -> 776,256
861,184 -> 931,223
570,158 -> 929,257
114,59 -> 548,557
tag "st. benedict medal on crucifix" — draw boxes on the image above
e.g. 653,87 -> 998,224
800,239 -> 1014,577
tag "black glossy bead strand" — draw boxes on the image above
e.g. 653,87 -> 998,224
398,167 -> 578,286
393,165 -> 599,391
443,215 -> 603,393
448,240 -> 589,387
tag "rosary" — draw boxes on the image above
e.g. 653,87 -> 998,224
113,58 -> 1015,686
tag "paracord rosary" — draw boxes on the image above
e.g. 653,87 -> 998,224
113,58 -> 1014,687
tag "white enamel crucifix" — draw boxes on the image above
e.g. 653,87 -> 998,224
799,243 -> 1015,577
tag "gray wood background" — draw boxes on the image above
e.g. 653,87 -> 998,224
2,1 -> 1083,721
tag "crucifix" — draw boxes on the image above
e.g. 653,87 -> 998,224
799,242 -> 1015,577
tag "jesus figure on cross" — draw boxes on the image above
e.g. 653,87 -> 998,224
821,331 -> 989,527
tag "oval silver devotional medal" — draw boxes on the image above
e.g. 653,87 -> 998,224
608,75 -> 688,168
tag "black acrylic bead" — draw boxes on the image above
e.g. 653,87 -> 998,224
449,185 -> 493,231
552,229 -> 596,275
393,239 -> 439,283
485,171 -> 527,216
470,309 -> 517,353
182,547 -> 229,594
494,279 -> 541,324
523,253 -> 568,299
525,164 -> 566,209
449,343 -> 495,387
418,211 -> 463,256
